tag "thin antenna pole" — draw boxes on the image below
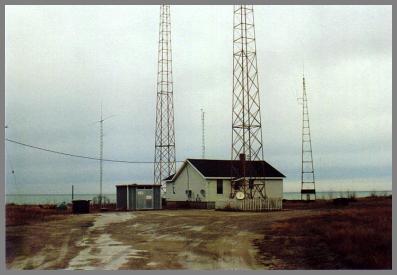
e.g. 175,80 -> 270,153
201,108 -> 205,159
97,103 -> 115,208
99,104 -> 103,208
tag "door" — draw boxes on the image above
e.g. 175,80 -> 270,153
136,188 -> 153,209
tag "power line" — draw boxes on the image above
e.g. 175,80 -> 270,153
5,138 -> 184,164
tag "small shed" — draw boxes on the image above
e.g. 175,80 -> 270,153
116,184 -> 162,210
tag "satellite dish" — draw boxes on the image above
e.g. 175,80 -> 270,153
236,191 -> 245,200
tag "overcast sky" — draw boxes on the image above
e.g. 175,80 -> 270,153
5,5 -> 392,194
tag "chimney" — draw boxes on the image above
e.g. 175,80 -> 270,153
239,153 -> 246,177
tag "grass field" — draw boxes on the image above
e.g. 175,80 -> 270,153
257,197 -> 392,269
6,196 -> 392,270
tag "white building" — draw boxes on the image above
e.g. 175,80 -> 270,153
164,158 -> 285,209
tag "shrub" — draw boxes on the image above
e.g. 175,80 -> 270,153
370,191 -> 378,198
56,202 -> 68,211
347,191 -> 357,202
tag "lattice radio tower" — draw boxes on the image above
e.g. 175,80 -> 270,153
231,5 -> 265,199
300,74 -> 316,200
154,5 -> 176,192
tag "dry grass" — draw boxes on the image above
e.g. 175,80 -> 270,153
6,214 -> 96,269
6,203 -> 118,226
90,203 -> 117,211
256,197 -> 392,269
283,199 -> 332,210
6,204 -> 71,226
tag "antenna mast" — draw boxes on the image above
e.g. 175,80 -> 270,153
99,108 -> 103,206
231,5 -> 265,199
154,5 -> 176,192
98,104 -> 114,208
300,74 -> 316,200
201,108 -> 205,159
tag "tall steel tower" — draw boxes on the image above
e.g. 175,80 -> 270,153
300,74 -> 316,200
154,5 -> 176,192
231,5 -> 265,198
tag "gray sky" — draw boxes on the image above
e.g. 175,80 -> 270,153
5,5 -> 392,194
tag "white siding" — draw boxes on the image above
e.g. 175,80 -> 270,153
207,179 -> 232,201
165,161 -> 283,203
263,179 -> 283,198
214,179 -> 283,210
209,179 -> 283,200
165,162 -> 209,202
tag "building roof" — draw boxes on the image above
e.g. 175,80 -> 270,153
116,183 -> 161,188
165,158 -> 285,182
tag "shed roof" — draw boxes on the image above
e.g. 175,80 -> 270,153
116,183 -> 161,188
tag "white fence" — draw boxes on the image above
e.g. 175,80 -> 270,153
215,197 -> 283,211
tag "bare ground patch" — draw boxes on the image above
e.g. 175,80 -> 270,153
66,212 -> 142,270
7,199 -> 389,270
106,209 -> 320,270
6,214 -> 96,269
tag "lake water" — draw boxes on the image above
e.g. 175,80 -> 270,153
5,190 -> 392,205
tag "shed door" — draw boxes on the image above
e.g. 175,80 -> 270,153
136,188 -> 153,209
116,186 -> 127,209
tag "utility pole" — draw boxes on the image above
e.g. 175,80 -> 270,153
231,5 -> 265,199
201,108 -> 205,159
154,5 -> 176,192
300,73 -> 316,200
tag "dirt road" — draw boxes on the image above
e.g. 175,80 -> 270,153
6,209 -> 320,270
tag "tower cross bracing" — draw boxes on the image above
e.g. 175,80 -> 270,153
154,5 -> 176,192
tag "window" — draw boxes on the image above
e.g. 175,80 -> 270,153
217,179 -> 223,194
